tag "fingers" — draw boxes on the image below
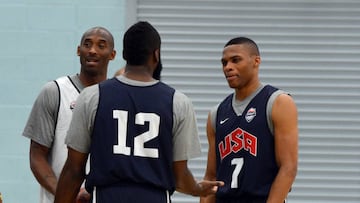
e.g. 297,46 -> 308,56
201,180 -> 224,187
216,181 -> 225,186
76,188 -> 91,203
198,180 -> 224,194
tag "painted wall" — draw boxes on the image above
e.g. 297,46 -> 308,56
0,0 -> 126,202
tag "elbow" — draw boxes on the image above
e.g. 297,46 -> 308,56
29,141 -> 49,173
280,162 -> 298,182
288,166 -> 298,182
175,181 -> 191,195
29,151 -> 41,174
290,160 -> 298,178
29,160 -> 36,174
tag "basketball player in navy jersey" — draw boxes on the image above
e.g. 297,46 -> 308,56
201,37 -> 298,203
54,21 -> 223,203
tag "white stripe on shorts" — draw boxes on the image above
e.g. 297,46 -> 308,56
166,190 -> 170,203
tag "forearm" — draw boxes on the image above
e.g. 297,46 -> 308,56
31,165 -> 57,195
200,194 -> 216,203
30,141 -> 57,195
175,166 -> 201,196
267,166 -> 297,203
54,163 -> 85,203
174,161 -> 223,197
55,147 -> 88,203
200,174 -> 217,203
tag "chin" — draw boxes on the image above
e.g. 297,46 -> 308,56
84,68 -> 101,76
227,82 -> 237,89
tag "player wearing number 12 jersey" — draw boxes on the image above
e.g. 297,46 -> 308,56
201,37 -> 298,203
68,75 -> 198,202
54,21 -> 223,203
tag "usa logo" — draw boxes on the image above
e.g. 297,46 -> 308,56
245,107 -> 256,123
69,101 -> 76,110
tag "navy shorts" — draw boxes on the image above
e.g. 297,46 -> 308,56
92,183 -> 171,203
216,195 -> 267,203
216,195 -> 285,203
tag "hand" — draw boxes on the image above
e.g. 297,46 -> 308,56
75,187 -> 91,203
197,180 -> 224,197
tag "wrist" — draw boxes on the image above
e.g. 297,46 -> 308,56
192,182 -> 203,196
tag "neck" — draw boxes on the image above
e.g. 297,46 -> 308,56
123,65 -> 155,82
78,72 -> 107,87
234,80 -> 261,101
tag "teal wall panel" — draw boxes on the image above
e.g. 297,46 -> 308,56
0,1 -> 127,202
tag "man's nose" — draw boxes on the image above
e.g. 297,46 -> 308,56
89,45 -> 97,54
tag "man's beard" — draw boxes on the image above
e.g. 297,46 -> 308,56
153,59 -> 162,80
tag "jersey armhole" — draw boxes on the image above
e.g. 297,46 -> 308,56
266,90 -> 287,135
53,80 -> 61,133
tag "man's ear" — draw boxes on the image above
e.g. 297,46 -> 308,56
77,46 -> 80,56
154,49 -> 160,63
109,50 -> 116,60
254,55 -> 261,66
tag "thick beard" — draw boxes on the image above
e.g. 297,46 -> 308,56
153,59 -> 162,80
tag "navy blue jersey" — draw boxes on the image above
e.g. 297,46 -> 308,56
85,78 -> 175,200
215,85 -> 279,201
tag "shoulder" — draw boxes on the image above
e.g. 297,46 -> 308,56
210,103 -> 220,118
270,89 -> 297,121
212,93 -> 233,116
173,90 -> 190,103
173,90 -> 195,118
73,84 -> 100,113
35,80 -> 60,105
42,80 -> 60,94
268,85 -> 292,105
173,90 -> 194,112
79,84 -> 99,102
273,92 -> 296,107
267,87 -> 294,116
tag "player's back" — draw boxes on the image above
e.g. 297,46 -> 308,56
86,78 -> 175,203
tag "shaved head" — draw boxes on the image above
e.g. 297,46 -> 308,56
80,27 -> 115,49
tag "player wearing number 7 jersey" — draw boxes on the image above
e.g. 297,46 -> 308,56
201,37 -> 298,203
54,21 -> 223,203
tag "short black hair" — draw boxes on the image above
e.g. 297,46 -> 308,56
225,37 -> 260,56
123,21 -> 161,65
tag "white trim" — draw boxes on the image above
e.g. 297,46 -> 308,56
166,190 -> 170,203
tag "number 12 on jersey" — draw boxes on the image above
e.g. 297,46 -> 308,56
112,110 -> 160,158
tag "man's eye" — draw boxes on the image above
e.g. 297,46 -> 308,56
232,58 -> 241,63
98,44 -> 106,49
83,42 -> 91,48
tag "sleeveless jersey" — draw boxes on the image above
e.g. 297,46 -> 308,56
40,76 -> 79,203
86,78 -> 176,199
215,85 -> 279,200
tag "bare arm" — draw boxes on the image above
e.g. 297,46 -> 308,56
26,82 -> 59,195
173,160 -> 223,197
29,140 -> 57,195
54,147 -> 88,203
267,94 -> 298,203
200,112 -> 218,203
